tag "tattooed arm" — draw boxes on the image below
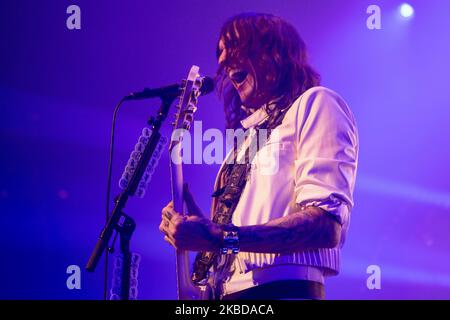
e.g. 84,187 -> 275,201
160,203 -> 341,253
237,206 -> 342,254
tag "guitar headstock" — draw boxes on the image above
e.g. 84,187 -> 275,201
117,66 -> 210,199
169,65 -> 207,151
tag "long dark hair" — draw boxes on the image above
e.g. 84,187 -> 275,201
216,13 -> 321,129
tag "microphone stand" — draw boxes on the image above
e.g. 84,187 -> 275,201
86,94 -> 176,299
112,212 -> 135,300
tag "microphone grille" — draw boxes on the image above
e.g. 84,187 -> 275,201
200,76 -> 215,96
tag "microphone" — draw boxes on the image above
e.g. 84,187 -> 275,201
198,76 -> 215,96
124,76 -> 214,101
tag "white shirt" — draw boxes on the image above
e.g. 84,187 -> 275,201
212,86 -> 359,295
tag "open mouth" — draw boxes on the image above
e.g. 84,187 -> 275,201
229,70 -> 248,84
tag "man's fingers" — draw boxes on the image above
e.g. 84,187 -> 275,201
160,200 -> 189,248
159,220 -> 169,233
164,235 -> 176,248
163,210 -> 173,221
163,204 -> 189,226
159,215 -> 175,233
160,219 -> 177,244
162,204 -> 176,220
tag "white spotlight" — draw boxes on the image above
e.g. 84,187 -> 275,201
400,3 -> 414,18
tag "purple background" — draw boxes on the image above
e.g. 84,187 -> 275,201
1,0 -> 449,299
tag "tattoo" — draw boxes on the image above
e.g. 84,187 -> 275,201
164,211 -> 173,220
239,206 -> 341,254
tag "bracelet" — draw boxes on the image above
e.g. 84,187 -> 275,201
220,223 -> 239,254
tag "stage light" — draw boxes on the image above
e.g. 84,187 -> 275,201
399,3 -> 414,18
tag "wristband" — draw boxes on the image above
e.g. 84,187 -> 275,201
220,224 -> 239,254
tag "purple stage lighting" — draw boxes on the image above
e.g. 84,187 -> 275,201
400,3 -> 414,18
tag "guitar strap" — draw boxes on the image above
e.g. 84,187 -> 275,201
191,105 -> 291,298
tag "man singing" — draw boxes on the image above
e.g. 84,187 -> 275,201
159,13 -> 358,300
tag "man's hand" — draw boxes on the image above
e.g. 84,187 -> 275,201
159,201 -> 221,252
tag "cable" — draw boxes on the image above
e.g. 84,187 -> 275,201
104,97 -> 127,300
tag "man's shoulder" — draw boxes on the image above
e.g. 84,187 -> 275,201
296,86 -> 346,108
285,86 -> 356,129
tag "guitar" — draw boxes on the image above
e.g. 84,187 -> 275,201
169,65 -> 212,300
86,66 -> 211,299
